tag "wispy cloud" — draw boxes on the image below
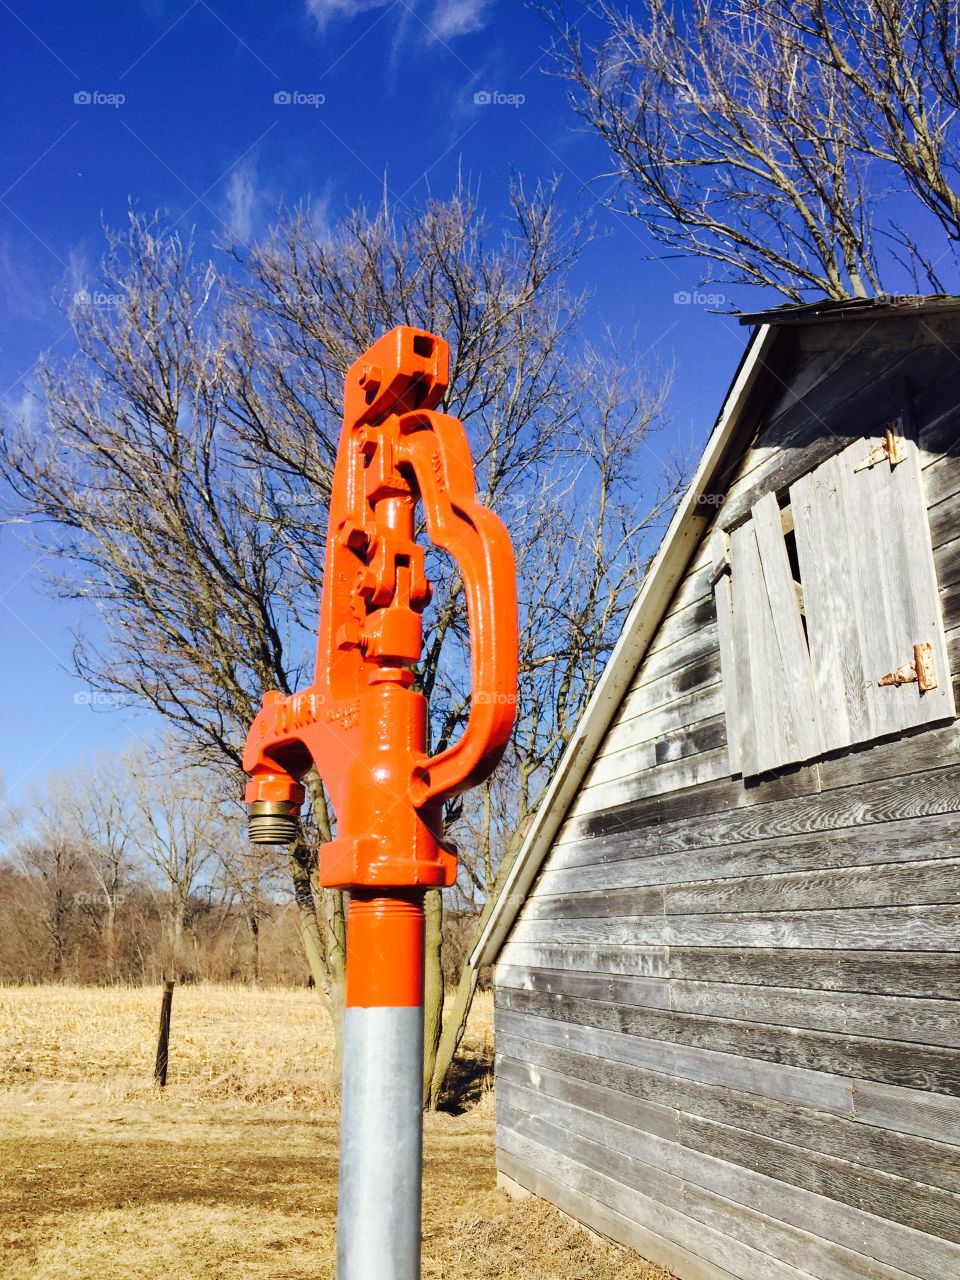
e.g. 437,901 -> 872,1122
305,0 -> 389,31
2,385 -> 42,433
429,0 -> 489,39
304,0 -> 490,41
220,159 -> 268,245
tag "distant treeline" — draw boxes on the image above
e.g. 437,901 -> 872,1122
0,864 -> 305,986
0,863 -> 482,990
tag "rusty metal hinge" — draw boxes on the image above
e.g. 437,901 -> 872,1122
853,426 -> 906,474
878,642 -> 938,692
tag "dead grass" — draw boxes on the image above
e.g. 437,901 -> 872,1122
0,984 -> 673,1279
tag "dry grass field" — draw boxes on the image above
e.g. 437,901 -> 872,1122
0,984 -> 672,1279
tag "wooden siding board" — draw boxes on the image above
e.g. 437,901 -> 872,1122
930,488 -> 960,550
562,758 -> 824,844
497,1045 -> 960,1193
585,714 -> 726,793
498,1144 -> 926,1280
790,458 -> 870,750
679,1180 -> 922,1280
601,682 -> 724,757
940,575 -> 960,632
495,966 -> 960,1048
636,621 -> 721,689
714,573 -> 742,773
510,904 -> 960,954
497,987 -> 960,1093
665,947 -> 959,1000
498,1076 -> 960,1245
571,760 -> 960,852
752,490 -> 824,760
495,1142 -> 774,1280
495,1149 -> 746,1280
498,1092 -> 960,1278
656,583 -> 717,644
497,1007 -> 960,1149
539,809 -> 960,888
497,1113 -> 822,1280
611,650 -> 723,732
851,1076 -> 960,1146
731,520 -> 789,774
499,942 -> 673,979
574,745 -> 732,817
522,858 -> 960,920
812,719 -> 960,790
496,1006 -> 859,1119
497,944 -> 958,999
935,535 -> 960,597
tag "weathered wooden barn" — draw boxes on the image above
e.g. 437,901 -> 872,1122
472,297 -> 960,1280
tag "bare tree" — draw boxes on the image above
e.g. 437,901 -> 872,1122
0,186 -> 675,1099
213,818 -> 286,985
553,0 -> 960,298
56,754 -> 137,976
127,746 -> 219,978
11,775 -> 87,978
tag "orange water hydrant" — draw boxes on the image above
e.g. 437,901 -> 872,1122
242,325 -> 518,1280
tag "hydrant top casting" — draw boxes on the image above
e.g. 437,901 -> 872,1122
242,326 -> 518,1280
242,324 -> 518,895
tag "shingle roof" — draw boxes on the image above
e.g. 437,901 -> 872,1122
737,294 -> 960,327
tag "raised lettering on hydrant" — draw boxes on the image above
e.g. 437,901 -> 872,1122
242,325 -> 518,1280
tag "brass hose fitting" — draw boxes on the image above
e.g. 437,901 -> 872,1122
247,800 -> 300,846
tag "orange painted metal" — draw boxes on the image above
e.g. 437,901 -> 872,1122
242,326 -> 518,1007
346,894 -> 425,1008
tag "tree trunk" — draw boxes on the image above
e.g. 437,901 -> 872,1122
325,884 -> 348,1082
288,770 -> 349,1082
430,961 -> 478,1106
429,830 -> 527,1104
247,910 -> 260,986
287,843 -> 329,992
422,889 -> 444,1106
103,902 -> 116,978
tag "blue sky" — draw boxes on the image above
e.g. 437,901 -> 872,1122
0,0 -> 757,796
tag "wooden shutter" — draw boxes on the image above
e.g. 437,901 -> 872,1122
791,428 -> 955,745
714,421 -> 953,777
727,506 -> 823,777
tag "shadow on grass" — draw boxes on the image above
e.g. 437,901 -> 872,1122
436,1042 -> 495,1115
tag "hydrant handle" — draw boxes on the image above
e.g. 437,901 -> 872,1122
399,408 -> 518,805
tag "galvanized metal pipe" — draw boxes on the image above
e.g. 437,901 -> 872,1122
336,894 -> 425,1280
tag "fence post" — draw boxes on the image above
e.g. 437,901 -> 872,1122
154,979 -> 175,1087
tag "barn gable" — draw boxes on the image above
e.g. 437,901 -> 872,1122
484,298 -> 960,1280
